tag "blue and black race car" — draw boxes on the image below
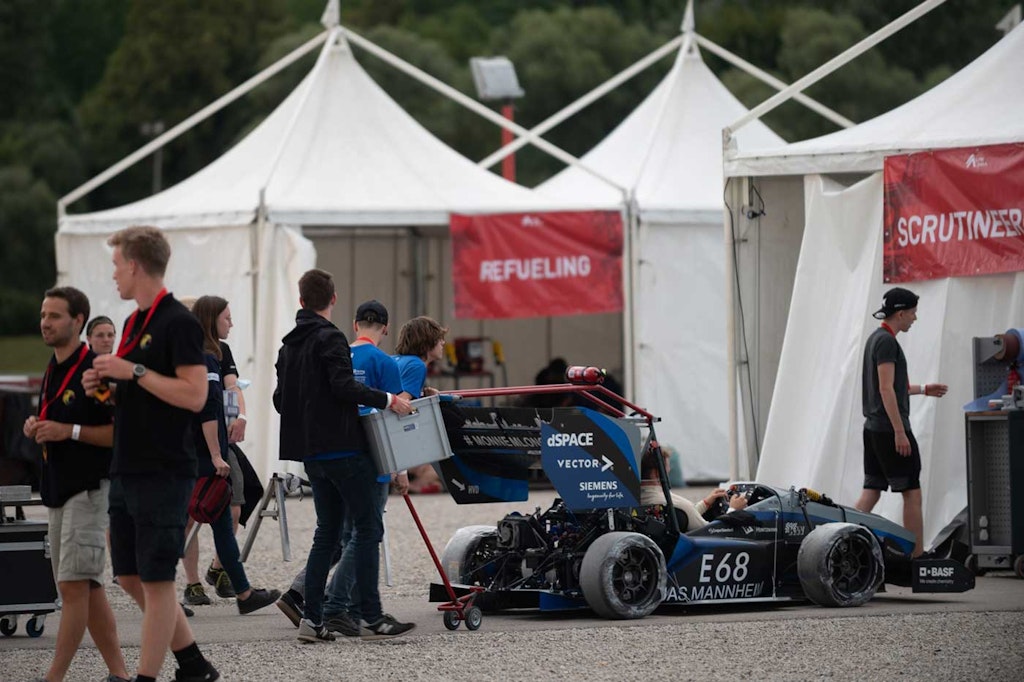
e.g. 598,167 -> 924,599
429,391 -> 973,620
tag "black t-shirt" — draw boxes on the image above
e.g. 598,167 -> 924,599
862,327 -> 910,433
220,341 -> 238,379
37,343 -> 114,507
193,353 -> 230,478
111,294 -> 205,478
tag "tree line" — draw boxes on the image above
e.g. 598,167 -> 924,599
0,0 -> 1008,333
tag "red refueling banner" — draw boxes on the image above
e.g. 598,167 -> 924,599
882,143 -> 1024,283
450,211 -> 623,319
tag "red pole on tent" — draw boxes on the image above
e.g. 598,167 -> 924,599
501,102 -> 515,182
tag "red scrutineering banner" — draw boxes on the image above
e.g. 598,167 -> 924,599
450,211 -> 623,319
883,143 -> 1024,283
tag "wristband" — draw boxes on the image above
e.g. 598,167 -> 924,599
71,424 -> 81,441
236,414 -> 247,422
921,384 -> 928,396
386,392 -> 394,408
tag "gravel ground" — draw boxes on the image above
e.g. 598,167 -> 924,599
5,486 -> 1023,681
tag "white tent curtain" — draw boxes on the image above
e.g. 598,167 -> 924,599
756,173 -> 1024,546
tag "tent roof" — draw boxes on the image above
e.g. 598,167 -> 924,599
61,31 -> 568,232
537,40 -> 784,223
725,22 -> 1024,177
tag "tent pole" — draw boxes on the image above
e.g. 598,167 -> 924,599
58,30 -> 330,212
725,0 -> 946,137
693,35 -> 855,130
622,194 -> 637,403
724,175 -> 741,482
477,35 -> 684,171
342,28 -> 625,195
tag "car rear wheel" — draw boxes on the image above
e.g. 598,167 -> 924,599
440,525 -> 498,586
798,523 -> 883,607
580,532 -> 666,619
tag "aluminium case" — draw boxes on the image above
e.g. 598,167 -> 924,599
362,395 -> 453,474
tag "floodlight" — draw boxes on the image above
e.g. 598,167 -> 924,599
470,57 -> 524,101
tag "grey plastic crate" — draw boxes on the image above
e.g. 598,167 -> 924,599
362,395 -> 453,474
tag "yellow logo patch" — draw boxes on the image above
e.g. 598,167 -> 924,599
62,389 -> 75,406
140,334 -> 153,349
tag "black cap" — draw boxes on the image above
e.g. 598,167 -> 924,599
873,287 -> 919,320
355,300 -> 388,326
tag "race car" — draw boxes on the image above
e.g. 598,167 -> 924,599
428,388 -> 974,619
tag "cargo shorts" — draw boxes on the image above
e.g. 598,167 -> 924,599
47,479 -> 111,585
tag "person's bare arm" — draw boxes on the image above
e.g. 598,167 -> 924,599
202,420 -> 231,477
224,374 -> 247,443
877,362 -> 910,456
93,354 -> 207,413
33,421 -> 113,448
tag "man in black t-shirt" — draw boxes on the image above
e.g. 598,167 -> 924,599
855,287 -> 947,557
83,226 -> 219,682
23,286 -> 129,682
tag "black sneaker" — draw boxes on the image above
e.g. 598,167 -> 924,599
206,567 -> 235,598
237,587 -> 281,615
183,583 -> 211,606
297,618 -> 336,643
276,590 -> 304,627
324,612 -> 361,637
363,614 -> 415,639
173,660 -> 220,681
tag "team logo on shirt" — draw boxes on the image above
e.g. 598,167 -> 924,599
140,334 -> 153,349
62,389 -> 75,405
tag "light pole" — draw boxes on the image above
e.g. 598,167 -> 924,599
139,120 -> 165,194
469,56 -> 524,182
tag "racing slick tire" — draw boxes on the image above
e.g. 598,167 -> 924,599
798,523 -> 884,607
580,532 -> 667,620
440,525 -> 498,585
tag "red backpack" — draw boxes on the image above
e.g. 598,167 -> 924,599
188,476 -> 232,524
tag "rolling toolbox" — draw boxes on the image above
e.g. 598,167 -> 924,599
0,486 -> 58,637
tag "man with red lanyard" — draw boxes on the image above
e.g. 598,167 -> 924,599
23,286 -> 130,682
83,226 -> 219,682
855,287 -> 947,557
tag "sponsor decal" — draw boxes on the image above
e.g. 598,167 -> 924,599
663,581 -> 765,603
920,566 -> 955,578
785,521 -> 806,537
140,333 -> 153,349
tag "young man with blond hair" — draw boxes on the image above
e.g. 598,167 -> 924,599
83,226 -> 219,682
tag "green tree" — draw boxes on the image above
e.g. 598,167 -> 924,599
76,0 -> 290,210
0,167 -> 57,334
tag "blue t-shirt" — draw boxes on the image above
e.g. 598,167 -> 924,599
393,354 -> 427,398
353,343 -> 404,481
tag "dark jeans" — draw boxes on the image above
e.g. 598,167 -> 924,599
325,481 -> 389,621
208,497 -> 250,594
303,455 -> 384,626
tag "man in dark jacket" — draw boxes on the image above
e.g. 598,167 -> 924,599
273,269 -> 413,643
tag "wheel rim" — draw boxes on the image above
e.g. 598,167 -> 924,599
827,534 -> 877,596
610,546 -> 660,606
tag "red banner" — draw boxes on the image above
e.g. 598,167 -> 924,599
883,143 -> 1024,283
450,211 -> 623,319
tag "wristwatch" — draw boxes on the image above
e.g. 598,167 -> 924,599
132,364 -> 147,381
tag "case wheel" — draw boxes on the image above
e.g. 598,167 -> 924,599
464,605 -> 483,631
442,610 -> 460,630
26,616 -> 45,638
0,615 -> 17,636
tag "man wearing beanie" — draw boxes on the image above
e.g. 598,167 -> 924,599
855,287 -> 947,556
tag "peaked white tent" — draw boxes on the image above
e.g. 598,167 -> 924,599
722,21 -> 1024,546
538,36 -> 783,482
57,27 -> 576,480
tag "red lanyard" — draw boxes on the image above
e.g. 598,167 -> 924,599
354,336 -> 376,345
880,323 -> 896,337
117,288 -> 168,357
39,344 -> 89,420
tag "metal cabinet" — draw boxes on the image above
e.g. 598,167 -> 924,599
965,410 -> 1024,576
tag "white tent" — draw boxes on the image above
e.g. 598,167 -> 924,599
537,32 -> 783,481
722,21 -> 1024,546
57,27 -> 576,480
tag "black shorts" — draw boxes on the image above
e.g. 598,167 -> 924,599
863,428 -> 921,492
108,474 -> 193,582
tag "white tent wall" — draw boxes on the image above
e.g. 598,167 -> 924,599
729,175 -> 807,466
755,174 -> 1024,547
308,230 -> 624,389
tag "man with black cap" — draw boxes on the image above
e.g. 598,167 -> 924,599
855,287 -> 947,556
